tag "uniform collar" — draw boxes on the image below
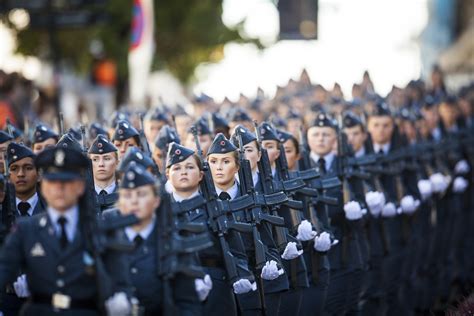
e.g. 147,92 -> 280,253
252,171 -> 259,187
94,181 -> 116,195
215,181 -> 239,200
310,151 -> 335,168
16,193 -> 39,216
47,205 -> 79,241
373,142 -> 391,155
125,217 -> 156,241
354,147 -> 366,158
172,189 -> 199,202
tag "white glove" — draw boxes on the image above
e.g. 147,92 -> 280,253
365,191 -> 386,217
105,292 -> 131,316
417,179 -> 432,200
400,195 -> 420,214
381,202 -> 397,218
281,242 -> 303,260
195,274 -> 213,301
261,260 -> 285,280
233,279 -> 257,294
296,220 -> 317,241
314,232 -> 332,252
455,160 -> 470,174
453,177 -> 468,193
344,201 -> 366,220
430,173 -> 450,193
13,274 -> 30,298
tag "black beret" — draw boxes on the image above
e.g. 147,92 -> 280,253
120,162 -> 155,189
154,125 -> 180,151
118,147 -> 155,172
0,130 -> 13,144
67,128 -> 82,141
33,124 -> 58,144
422,95 -> 436,109
258,122 -> 280,142
89,122 -> 109,140
398,108 -> 416,122
189,119 -> 211,136
193,93 -> 212,104
231,125 -> 257,147
110,111 -> 131,128
367,102 -> 392,117
7,142 -> 36,166
88,135 -> 117,155
207,133 -> 237,155
212,113 -> 229,130
343,112 -> 363,128
36,147 -> 88,181
56,133 -> 83,152
286,110 -> 302,120
228,109 -> 252,123
166,142 -> 195,168
276,129 -> 294,143
311,112 -> 337,129
112,120 -> 139,142
145,108 -> 169,123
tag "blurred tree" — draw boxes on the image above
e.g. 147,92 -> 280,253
13,0 -> 257,83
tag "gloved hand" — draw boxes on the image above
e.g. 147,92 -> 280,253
344,201 -> 366,220
281,242 -> 303,260
365,191 -> 386,217
105,292 -> 131,316
233,279 -> 257,294
13,274 -> 30,298
417,179 -> 432,200
314,232 -> 332,252
261,260 -> 285,280
455,160 -> 470,174
296,220 -> 317,241
430,173 -> 450,193
453,177 -> 468,193
381,202 -> 397,218
400,195 -> 420,214
195,274 -> 213,301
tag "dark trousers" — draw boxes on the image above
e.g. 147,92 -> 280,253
279,288 -> 303,316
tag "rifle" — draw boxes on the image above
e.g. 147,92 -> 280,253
59,112 -> 65,137
158,192 -> 213,316
191,126 -> 255,284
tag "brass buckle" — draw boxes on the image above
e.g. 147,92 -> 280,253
52,293 -> 71,309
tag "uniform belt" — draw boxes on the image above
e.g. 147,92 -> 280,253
201,257 -> 224,268
32,294 -> 97,310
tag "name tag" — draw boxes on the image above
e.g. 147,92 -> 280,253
52,293 -> 71,309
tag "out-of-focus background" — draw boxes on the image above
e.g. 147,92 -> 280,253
0,0 -> 473,128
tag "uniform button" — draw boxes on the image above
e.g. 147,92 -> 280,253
131,267 -> 138,274
57,265 -> 65,274
56,279 -> 65,288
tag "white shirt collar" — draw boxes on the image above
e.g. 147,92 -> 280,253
354,147 -> 366,158
215,181 -> 239,200
373,143 -> 391,155
94,182 -> 116,195
252,171 -> 259,187
432,127 -> 441,141
47,205 -> 79,242
125,217 -> 156,242
172,190 -> 199,202
16,193 -> 39,216
310,152 -> 335,169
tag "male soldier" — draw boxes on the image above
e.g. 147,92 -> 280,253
307,112 -> 365,316
88,135 -> 119,212
143,109 -> 169,151
0,131 -> 13,174
112,120 -> 141,160
31,124 -> 58,155
0,146 -> 132,315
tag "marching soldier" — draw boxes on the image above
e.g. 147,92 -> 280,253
31,124 -> 58,155
112,120 -> 142,159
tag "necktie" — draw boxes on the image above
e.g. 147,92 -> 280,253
99,190 -> 108,196
378,149 -> 384,155
134,235 -> 144,249
219,192 -> 231,201
17,202 -> 31,217
318,158 -> 326,175
57,217 -> 69,249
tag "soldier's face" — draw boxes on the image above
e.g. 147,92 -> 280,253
243,141 -> 261,172
344,125 -> 367,152
367,116 -> 394,145
438,103 -> 458,127
175,115 -> 193,141
9,157 -> 39,197
283,139 -> 300,170
41,179 -> 85,212
208,152 -> 238,188
32,138 -> 57,155
152,147 -> 165,174
144,120 -> 165,146
185,134 -> 212,156
114,137 -> 139,159
307,126 -> 337,156
166,155 -> 203,193
90,153 -> 118,183
119,185 -> 160,223
262,140 -> 280,166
